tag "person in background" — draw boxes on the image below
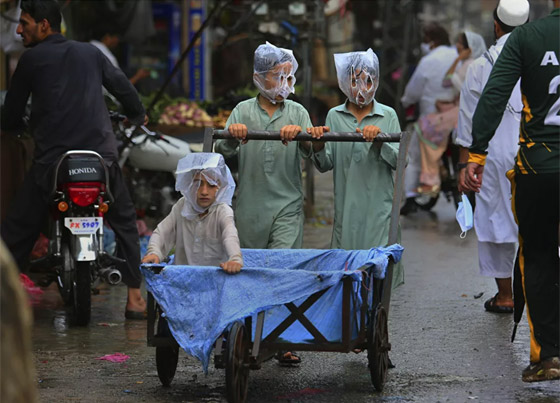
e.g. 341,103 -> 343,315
465,0 -> 559,382
215,42 -> 314,365
142,153 -> 243,274
456,0 -> 529,314
307,49 -> 404,289
1,0 -> 148,319
89,21 -> 149,86
400,22 -> 457,214
414,30 -> 486,195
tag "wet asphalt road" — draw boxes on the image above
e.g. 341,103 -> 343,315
31,171 -> 559,402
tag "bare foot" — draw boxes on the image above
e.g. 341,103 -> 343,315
126,287 -> 146,312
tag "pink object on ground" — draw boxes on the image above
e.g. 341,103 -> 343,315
95,353 -> 130,363
20,273 -> 44,305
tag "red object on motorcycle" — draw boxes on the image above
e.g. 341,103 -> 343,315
65,182 -> 102,207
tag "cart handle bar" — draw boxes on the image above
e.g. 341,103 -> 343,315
213,130 -> 405,142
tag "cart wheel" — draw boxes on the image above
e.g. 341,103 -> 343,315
367,305 -> 390,391
225,321 -> 249,403
156,316 -> 179,387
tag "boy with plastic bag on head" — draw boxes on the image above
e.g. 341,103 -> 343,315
142,153 -> 243,274
307,49 -> 404,288
215,42 -> 313,250
215,41 -> 313,365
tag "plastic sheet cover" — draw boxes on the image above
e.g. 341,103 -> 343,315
141,245 -> 403,372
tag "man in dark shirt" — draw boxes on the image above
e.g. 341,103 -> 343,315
1,0 -> 147,318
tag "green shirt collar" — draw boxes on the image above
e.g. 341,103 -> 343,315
334,99 -> 385,118
551,8 -> 560,16
254,95 -> 286,113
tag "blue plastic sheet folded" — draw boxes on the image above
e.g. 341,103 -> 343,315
141,245 -> 403,372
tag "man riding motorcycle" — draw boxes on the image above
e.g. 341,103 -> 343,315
1,0 -> 147,319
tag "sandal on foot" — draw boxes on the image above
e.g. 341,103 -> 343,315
276,351 -> 301,365
484,294 -> 513,314
522,357 -> 560,382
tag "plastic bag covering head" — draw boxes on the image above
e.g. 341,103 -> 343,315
253,42 -> 298,104
456,193 -> 473,238
334,49 -> 379,107
175,153 -> 235,219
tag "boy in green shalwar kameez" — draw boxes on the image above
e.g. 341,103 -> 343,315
307,49 -> 404,288
215,42 -> 314,364
215,42 -> 312,251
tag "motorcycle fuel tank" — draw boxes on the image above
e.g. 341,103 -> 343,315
128,134 -> 192,174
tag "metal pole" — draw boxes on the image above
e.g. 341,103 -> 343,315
212,130 -> 405,142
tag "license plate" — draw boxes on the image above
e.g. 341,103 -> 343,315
64,217 -> 102,234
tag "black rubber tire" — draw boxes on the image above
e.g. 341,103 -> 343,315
225,321 -> 249,403
367,305 -> 390,392
70,261 -> 91,326
414,192 -> 440,211
155,317 -> 179,387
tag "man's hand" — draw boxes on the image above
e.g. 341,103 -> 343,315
280,125 -> 302,145
142,253 -> 160,264
228,123 -> 248,144
465,162 -> 484,192
357,125 -> 381,147
220,261 -> 242,274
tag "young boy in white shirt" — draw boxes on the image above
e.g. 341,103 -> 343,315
142,153 -> 243,274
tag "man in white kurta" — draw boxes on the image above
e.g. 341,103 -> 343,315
456,0 -> 529,312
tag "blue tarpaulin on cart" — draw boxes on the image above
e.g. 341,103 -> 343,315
141,245 -> 403,372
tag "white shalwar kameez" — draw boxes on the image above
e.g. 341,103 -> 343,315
456,33 -> 520,278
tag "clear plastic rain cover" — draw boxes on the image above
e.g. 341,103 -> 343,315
253,41 -> 298,104
334,48 -> 380,107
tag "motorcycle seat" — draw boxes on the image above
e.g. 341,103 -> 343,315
57,156 -> 106,184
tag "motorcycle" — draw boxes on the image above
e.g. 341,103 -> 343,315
110,112 -> 192,221
30,151 -> 124,325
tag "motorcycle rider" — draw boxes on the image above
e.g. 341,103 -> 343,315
1,0 -> 148,319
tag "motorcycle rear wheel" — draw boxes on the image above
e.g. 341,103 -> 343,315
70,261 -> 92,326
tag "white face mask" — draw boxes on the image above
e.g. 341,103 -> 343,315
456,193 -> 473,238
420,42 -> 431,55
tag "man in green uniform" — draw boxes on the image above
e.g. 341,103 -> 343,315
307,49 -> 403,288
466,0 -> 560,382
215,42 -> 312,251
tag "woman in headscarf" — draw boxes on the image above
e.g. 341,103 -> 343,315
416,31 -> 487,195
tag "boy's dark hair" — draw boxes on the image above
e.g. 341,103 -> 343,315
423,22 -> 450,47
493,7 -> 524,34
345,53 -> 377,78
458,32 -> 468,49
21,0 -> 62,33
254,45 -> 293,74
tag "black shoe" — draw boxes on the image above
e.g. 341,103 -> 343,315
400,197 -> 418,216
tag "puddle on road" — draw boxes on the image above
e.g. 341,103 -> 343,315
32,282 -> 146,354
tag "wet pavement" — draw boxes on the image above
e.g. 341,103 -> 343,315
30,170 -> 559,402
